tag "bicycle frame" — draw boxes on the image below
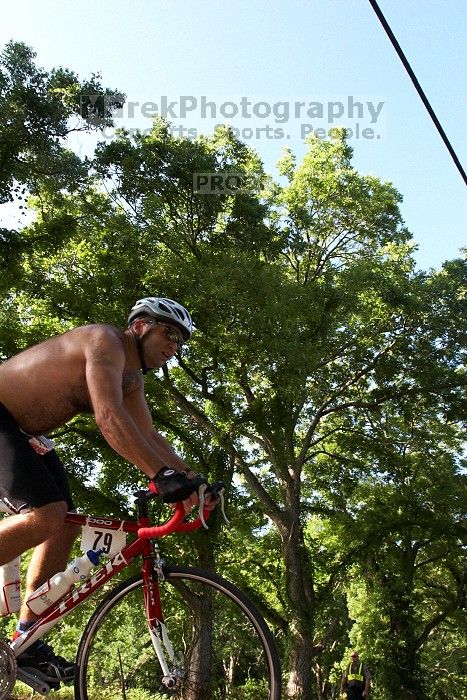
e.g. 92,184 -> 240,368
9,494 -> 205,694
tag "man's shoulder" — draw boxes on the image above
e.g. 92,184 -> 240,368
64,324 -> 126,356
71,324 -> 124,343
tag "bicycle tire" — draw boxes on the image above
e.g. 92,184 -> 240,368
75,565 -> 281,700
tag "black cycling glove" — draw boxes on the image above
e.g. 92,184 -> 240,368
151,467 -> 208,503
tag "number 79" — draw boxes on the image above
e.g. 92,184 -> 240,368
92,531 -> 113,554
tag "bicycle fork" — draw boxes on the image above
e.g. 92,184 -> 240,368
148,620 -> 183,690
143,550 -> 184,690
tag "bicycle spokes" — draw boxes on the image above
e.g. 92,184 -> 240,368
76,570 -> 281,700
0,641 -> 16,700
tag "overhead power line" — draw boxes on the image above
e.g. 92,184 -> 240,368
368,0 -> 467,187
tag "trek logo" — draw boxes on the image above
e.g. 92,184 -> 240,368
58,552 -> 127,613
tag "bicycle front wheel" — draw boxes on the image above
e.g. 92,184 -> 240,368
75,565 -> 281,700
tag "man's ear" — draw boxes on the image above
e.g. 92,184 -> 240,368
130,318 -> 145,336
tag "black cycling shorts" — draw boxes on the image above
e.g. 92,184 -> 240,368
0,402 -> 74,513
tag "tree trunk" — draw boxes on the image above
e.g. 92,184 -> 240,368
280,506 -> 317,699
286,628 -> 315,699
185,592 -> 214,700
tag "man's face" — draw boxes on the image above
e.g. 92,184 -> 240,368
141,320 -> 184,367
350,653 -> 359,664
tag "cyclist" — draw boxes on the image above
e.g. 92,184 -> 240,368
0,296 -> 212,685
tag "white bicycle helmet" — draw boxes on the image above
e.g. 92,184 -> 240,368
128,297 -> 193,341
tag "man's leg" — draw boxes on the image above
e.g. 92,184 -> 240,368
0,409 -> 81,682
11,509 -> 81,685
0,500 -> 80,683
20,517 -> 81,624
0,501 -> 68,566
346,688 -> 361,700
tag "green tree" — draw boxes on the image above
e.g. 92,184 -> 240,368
91,125 -> 465,698
325,396 -> 466,700
0,40 -> 123,202
0,40 -> 123,304
2,116 -> 465,699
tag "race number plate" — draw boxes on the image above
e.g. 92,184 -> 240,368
81,522 -> 126,558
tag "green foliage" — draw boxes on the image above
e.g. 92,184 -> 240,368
0,54 -> 465,699
0,40 -> 123,204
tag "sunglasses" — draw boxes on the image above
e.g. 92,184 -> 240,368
152,322 -> 184,348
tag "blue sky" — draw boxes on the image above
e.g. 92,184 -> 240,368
1,0 -> 466,270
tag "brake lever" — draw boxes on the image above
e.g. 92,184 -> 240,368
198,484 -> 209,530
217,488 -> 229,525
198,483 -> 230,529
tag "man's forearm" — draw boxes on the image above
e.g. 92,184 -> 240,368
95,410 -> 175,478
152,430 -> 190,473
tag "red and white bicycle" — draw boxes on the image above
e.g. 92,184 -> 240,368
0,486 -> 281,699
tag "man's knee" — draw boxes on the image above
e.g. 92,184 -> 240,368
31,501 -> 68,534
63,520 -> 82,542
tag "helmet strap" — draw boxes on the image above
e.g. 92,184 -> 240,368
130,327 -> 151,375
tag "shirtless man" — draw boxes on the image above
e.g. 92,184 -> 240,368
0,296 -> 209,684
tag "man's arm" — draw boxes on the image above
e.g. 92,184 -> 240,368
83,327 -> 207,511
84,328 -> 177,478
362,666 -> 371,697
339,672 -> 347,694
122,387 -> 192,474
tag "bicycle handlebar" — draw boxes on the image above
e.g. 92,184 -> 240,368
137,478 -> 227,539
137,502 -> 212,539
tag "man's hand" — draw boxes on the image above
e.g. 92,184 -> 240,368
149,468 -> 226,520
151,468 -> 208,513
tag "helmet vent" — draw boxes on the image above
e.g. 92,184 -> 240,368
128,296 -> 193,340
